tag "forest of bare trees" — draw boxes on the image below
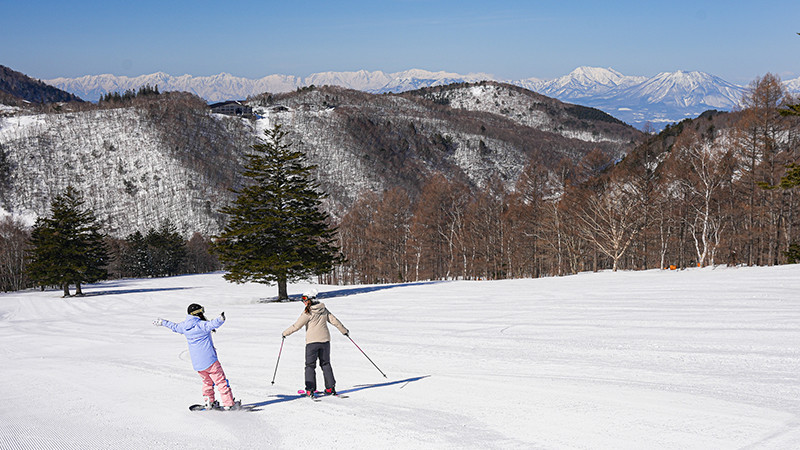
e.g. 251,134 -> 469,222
330,74 -> 800,283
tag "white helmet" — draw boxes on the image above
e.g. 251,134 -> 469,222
302,289 -> 318,300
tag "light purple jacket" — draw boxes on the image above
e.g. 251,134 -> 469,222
162,315 -> 225,371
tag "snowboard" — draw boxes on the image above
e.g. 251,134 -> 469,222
189,400 -> 244,411
189,403 -> 218,411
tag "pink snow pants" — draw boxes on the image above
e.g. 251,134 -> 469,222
198,360 -> 234,407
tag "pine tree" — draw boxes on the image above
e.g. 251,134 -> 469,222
213,124 -> 343,300
119,230 -> 148,277
145,220 -> 187,277
27,186 -> 109,296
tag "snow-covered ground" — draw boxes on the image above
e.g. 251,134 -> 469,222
2,265 -> 800,449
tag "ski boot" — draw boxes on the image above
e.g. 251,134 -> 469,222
222,399 -> 242,411
204,397 -> 219,410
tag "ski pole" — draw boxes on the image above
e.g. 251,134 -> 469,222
271,337 -> 285,385
347,335 -> 387,378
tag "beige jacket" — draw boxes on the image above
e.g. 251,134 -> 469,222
282,302 -> 348,344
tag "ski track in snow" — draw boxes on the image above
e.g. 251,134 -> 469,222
2,266 -> 800,448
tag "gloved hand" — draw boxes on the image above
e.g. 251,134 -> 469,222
220,311 -> 226,320
153,318 -> 163,326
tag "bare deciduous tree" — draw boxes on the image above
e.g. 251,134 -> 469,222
574,176 -> 645,272
671,130 -> 735,267
0,217 -> 30,291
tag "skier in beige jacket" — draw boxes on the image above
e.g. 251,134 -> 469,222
282,289 -> 349,396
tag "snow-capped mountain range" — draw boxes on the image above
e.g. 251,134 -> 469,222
43,69 -> 498,104
45,67 -> 800,129
525,67 -> 753,128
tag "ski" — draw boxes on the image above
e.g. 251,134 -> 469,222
297,389 -> 348,399
297,390 -> 321,402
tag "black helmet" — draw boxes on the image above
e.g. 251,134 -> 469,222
188,303 -> 204,316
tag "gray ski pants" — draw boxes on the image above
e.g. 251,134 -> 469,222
305,341 -> 335,391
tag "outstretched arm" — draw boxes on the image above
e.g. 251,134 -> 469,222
156,318 -> 182,334
198,314 -> 225,332
328,312 -> 349,336
282,313 -> 310,337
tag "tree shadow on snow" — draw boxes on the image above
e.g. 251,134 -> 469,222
243,375 -> 430,411
258,281 -> 449,303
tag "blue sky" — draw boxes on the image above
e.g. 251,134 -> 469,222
2,0 -> 799,85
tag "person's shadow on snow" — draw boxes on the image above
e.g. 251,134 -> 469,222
245,376 -> 430,410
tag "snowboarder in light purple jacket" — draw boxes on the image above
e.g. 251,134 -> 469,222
154,303 -> 239,410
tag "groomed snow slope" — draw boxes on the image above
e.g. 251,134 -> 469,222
2,265 -> 800,449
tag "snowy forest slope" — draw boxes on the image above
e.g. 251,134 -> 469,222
252,84 -> 640,209
0,84 -> 641,237
0,93 -> 251,235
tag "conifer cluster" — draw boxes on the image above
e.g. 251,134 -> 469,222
118,221 -> 188,278
100,84 -> 160,103
27,186 -> 108,296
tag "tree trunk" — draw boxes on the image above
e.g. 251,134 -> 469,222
75,282 -> 83,296
277,277 -> 288,301
62,283 -> 70,297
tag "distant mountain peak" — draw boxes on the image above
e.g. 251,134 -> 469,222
539,66 -> 645,101
568,66 -> 625,82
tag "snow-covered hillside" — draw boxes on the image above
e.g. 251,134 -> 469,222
0,84 -> 640,238
252,86 -> 638,203
2,265 -> 800,448
0,104 -> 248,236
252,88 -> 536,200
414,82 -> 638,144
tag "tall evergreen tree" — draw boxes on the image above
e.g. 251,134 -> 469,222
213,124 -> 342,300
27,186 -> 109,296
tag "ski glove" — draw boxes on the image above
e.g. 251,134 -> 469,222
153,318 -> 163,326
